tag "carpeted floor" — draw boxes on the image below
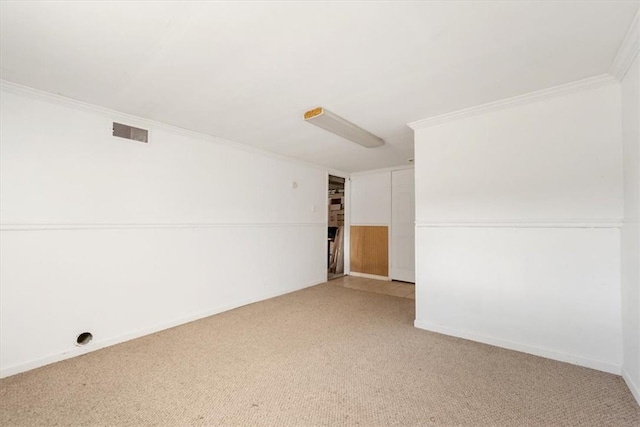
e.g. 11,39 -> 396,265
1,281 -> 638,426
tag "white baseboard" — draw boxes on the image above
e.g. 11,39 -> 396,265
622,368 -> 640,406
349,271 -> 391,281
0,279 -> 325,379
414,319 -> 621,375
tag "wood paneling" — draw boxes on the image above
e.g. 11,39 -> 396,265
350,226 -> 388,276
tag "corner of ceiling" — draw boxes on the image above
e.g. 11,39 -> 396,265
609,9 -> 640,81
407,9 -> 640,133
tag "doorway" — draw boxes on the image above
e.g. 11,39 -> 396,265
328,175 -> 345,280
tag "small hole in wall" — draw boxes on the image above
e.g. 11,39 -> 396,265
76,332 -> 93,346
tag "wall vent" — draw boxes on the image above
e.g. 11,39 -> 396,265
113,122 -> 148,143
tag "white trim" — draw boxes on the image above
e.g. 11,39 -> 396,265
414,219 -> 421,312
414,320 -> 621,375
344,176 -> 351,275
325,173 -> 330,280
350,165 -> 414,177
622,368 -> 640,406
349,271 -> 391,281
17,220 -> 618,231
407,74 -> 617,130
0,80 -> 349,178
414,219 -> 623,229
326,170 -> 350,180
327,172 -> 350,276
0,222 -> 325,231
0,278 -> 326,379
610,10 -> 640,81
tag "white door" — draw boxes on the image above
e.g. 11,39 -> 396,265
391,169 -> 415,282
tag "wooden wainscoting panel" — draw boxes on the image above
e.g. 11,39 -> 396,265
350,226 -> 389,276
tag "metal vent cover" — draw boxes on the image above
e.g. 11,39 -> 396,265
113,122 -> 148,143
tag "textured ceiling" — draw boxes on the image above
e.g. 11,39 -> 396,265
1,1 -> 638,172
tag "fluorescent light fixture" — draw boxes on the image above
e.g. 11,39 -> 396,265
304,107 -> 384,148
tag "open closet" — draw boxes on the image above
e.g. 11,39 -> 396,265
328,175 -> 345,279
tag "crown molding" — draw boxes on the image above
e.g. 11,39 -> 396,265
407,74 -> 617,130
0,79 -> 350,177
414,218 -> 623,228
610,10 -> 640,81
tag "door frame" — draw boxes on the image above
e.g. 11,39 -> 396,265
327,171 -> 351,277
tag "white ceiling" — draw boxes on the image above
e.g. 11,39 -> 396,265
1,1 -> 638,172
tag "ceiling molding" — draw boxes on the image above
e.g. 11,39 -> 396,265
610,10 -> 640,81
350,164 -> 414,177
0,79 -> 350,177
407,73 -> 617,130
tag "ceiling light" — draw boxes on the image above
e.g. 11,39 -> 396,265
303,107 -> 384,148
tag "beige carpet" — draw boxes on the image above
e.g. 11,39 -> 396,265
1,282 -> 638,426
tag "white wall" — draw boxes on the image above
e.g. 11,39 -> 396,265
0,84 -> 328,377
350,171 -> 391,225
413,83 -> 624,373
415,86 -> 622,222
621,53 -> 640,402
391,169 -> 415,283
